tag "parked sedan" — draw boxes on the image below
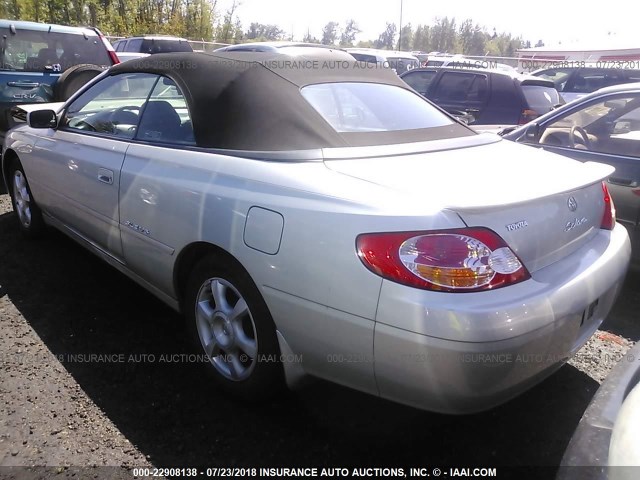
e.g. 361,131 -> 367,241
2,51 -> 630,414
503,82 -> 640,261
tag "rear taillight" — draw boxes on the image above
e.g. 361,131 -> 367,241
107,50 -> 120,65
357,228 -> 530,292
98,34 -> 120,65
601,181 -> 616,230
519,109 -> 539,124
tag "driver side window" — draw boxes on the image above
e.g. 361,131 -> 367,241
540,94 -> 640,157
63,73 -> 159,139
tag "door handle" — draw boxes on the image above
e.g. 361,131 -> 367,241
97,168 -> 114,185
7,81 -> 40,88
608,177 -> 637,187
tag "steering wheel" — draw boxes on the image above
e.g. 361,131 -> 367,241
569,125 -> 592,150
72,119 -> 97,132
108,105 -> 141,124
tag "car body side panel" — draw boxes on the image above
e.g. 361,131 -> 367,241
118,143 -> 467,311
263,286 -> 378,395
117,143 -> 469,389
27,129 -> 127,258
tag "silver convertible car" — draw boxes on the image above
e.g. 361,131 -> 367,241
1,51 -> 631,413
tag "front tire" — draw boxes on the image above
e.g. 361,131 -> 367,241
185,255 -> 284,399
8,159 -> 45,237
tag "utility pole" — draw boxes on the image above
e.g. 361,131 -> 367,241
397,0 -> 404,51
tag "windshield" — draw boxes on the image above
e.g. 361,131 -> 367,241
0,28 -> 111,72
549,97 -> 640,130
301,82 -> 454,133
533,68 -> 572,90
140,39 -> 193,54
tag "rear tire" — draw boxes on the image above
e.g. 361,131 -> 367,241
7,159 -> 45,238
184,255 -> 284,400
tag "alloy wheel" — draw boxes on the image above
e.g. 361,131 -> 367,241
194,277 -> 258,381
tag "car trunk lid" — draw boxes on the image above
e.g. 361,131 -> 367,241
323,137 -> 614,273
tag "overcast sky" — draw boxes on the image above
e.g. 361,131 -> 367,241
216,0 -> 638,48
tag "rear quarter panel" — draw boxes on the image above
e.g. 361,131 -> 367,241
117,145 -> 465,390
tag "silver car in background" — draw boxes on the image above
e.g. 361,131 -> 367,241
345,47 -> 420,74
1,51 -> 631,413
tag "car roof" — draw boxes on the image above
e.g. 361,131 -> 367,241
216,42 -> 339,53
118,35 -> 189,41
576,81 -> 640,96
346,48 -> 418,59
0,19 -> 99,36
401,66 -> 555,85
110,51 -> 468,150
531,63 -> 640,75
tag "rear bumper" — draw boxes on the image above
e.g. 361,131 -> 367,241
374,224 -> 631,413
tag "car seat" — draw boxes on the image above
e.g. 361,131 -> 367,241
137,101 -> 182,142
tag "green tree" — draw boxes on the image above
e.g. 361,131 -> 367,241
457,19 -> 486,55
245,23 -> 284,41
303,30 -> 320,44
374,22 -> 396,50
217,0 -> 240,43
355,39 -> 374,48
398,23 -> 412,51
430,17 -> 456,53
339,19 -> 360,47
412,24 -> 430,52
486,32 -> 523,56
321,21 -> 338,45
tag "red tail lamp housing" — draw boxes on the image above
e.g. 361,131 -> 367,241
357,228 -> 530,293
601,182 -> 616,230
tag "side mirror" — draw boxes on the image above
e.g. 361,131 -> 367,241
604,99 -> 627,109
524,122 -> 540,142
27,109 -> 57,129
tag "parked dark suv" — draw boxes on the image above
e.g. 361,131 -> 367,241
400,67 -> 561,125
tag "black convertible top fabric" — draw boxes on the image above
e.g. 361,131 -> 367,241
110,51 -> 471,150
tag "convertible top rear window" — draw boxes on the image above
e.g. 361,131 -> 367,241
301,83 -> 454,133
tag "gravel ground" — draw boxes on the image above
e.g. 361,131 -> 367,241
0,194 -> 152,477
0,191 -> 638,477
